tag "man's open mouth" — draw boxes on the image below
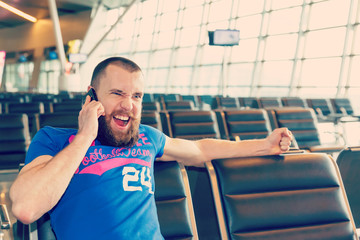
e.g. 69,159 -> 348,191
113,115 -> 130,127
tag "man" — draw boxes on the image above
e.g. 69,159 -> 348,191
10,57 -> 292,239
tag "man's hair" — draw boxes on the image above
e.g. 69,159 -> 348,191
90,57 -> 142,89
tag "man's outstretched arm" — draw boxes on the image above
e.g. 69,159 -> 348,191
159,128 -> 292,166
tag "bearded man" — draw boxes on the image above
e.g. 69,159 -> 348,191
10,57 -> 292,240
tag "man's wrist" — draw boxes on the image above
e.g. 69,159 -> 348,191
73,131 -> 96,147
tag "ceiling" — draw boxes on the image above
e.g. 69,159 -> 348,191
0,0 -> 97,29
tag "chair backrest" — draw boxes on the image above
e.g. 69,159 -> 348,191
198,95 -> 214,107
51,102 -> 82,113
161,110 -> 222,239
0,114 -> 30,169
142,101 -> 161,111
163,94 -> 181,102
306,98 -> 333,116
281,97 -> 306,108
165,101 -> 195,111
258,97 -> 282,108
141,111 -> 162,131
270,107 -> 321,148
211,97 -> 240,109
181,95 -> 200,109
163,110 -> 220,140
34,113 -> 79,133
336,147 -> 360,228
6,102 -> 45,138
216,109 -> 271,140
143,93 -> 154,102
206,153 -> 358,240
5,102 -> 44,114
330,98 -> 354,115
238,97 -> 260,108
154,161 -> 198,240
30,94 -> 55,103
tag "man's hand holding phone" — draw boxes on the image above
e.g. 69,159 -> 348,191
78,89 -> 105,141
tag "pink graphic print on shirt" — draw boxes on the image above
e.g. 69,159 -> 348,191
70,133 -> 153,176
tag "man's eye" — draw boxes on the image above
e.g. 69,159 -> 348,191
134,95 -> 142,99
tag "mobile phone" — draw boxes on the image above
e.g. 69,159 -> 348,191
86,88 -> 98,101
83,88 -> 98,104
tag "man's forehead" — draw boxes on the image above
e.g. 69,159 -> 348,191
99,66 -> 144,91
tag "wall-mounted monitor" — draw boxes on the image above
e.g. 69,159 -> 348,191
68,53 -> 87,63
208,29 -> 240,46
17,50 -> 33,63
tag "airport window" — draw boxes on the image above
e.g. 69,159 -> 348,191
38,60 -> 61,94
5,62 -> 33,92
82,0 -> 360,98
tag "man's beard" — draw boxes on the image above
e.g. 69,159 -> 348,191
97,114 -> 140,148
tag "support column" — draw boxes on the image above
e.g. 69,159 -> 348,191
28,47 -> 43,92
48,0 -> 68,92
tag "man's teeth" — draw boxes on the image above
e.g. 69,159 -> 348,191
114,115 -> 129,121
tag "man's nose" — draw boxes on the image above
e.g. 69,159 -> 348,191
120,96 -> 133,111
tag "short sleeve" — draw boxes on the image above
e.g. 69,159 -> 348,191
25,127 -> 64,165
139,125 -> 166,159
154,129 -> 166,158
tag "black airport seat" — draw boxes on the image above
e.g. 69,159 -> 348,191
336,146 -> 360,229
141,111 -> 162,131
258,97 -> 282,108
160,110 -> 222,239
162,110 -> 220,140
216,109 -> 271,140
270,107 -> 344,154
143,93 -> 154,102
34,112 -> 79,133
211,97 -> 240,109
51,101 -> 82,113
281,97 -> 307,108
0,114 -> 30,169
20,161 -> 198,240
181,95 -> 200,109
238,97 -> 260,109
206,153 -> 358,240
142,101 -> 161,111
330,98 -> 355,115
154,160 -> 198,239
164,101 -> 195,111
5,102 -> 45,138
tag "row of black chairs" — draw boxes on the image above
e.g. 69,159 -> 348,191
0,101 -> 82,115
1,91 -> 358,118
1,98 -> 357,145
0,106 -> 349,169
144,95 -> 360,129
12,151 -> 360,240
144,108 -> 346,154
142,93 -> 358,117
0,92 -> 84,103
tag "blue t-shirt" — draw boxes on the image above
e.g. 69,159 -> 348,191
25,124 -> 166,240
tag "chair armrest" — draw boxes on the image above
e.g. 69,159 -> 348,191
0,204 -> 10,229
308,144 -> 344,154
